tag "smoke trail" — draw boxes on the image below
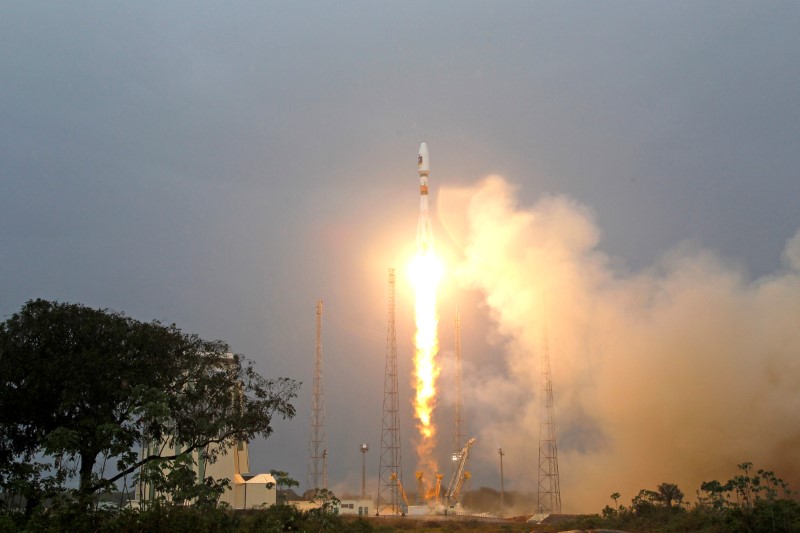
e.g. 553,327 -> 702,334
446,175 -> 800,512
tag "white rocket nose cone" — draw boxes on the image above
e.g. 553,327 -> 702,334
418,142 -> 430,175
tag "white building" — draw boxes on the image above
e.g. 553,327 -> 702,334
338,498 -> 374,516
134,439 -> 277,509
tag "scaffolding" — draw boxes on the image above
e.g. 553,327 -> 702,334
537,329 -> 562,514
376,268 -> 405,515
307,300 -> 326,492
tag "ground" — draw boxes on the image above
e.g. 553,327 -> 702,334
349,514 -> 598,533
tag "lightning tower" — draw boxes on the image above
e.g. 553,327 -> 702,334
376,268 -> 405,515
451,310 -> 464,477
307,299 -> 326,492
537,329 -> 562,514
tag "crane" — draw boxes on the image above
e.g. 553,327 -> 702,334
446,437 -> 476,507
390,472 -> 409,513
415,471 -> 425,504
434,474 -> 444,505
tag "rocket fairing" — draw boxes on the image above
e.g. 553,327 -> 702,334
418,142 -> 430,210
418,142 -> 430,177
417,142 -> 434,253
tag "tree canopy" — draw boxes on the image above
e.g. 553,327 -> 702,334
0,299 -> 299,509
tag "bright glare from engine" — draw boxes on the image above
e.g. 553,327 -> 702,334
409,247 -> 444,475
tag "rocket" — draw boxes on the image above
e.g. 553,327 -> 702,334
417,142 -> 434,253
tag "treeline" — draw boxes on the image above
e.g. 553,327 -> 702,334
1,462 -> 798,532
570,462 -> 800,532
0,501 -> 375,533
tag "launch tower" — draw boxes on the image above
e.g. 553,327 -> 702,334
307,300 -> 327,492
376,268 -> 405,515
450,310 -> 465,485
537,330 -> 562,514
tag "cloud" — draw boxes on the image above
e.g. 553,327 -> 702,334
450,176 -> 800,512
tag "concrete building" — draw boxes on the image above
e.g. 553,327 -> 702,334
133,439 -> 276,509
338,498 -> 374,516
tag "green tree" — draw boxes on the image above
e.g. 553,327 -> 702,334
698,479 -> 731,512
610,491 -> 621,508
0,299 -> 299,511
657,482 -> 684,508
270,469 -> 299,505
731,461 -> 756,509
631,488 -> 661,515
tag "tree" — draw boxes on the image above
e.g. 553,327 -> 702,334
308,487 -> 340,521
631,488 -> 662,515
0,299 -> 299,510
657,483 -> 684,509
698,479 -> 731,512
270,469 -> 299,505
610,492 -> 621,508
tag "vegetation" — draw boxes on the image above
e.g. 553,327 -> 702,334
0,502 -> 371,533
269,470 -> 299,506
0,299 -> 299,513
1,301 -> 798,532
1,460 -> 798,532
588,462 -> 800,532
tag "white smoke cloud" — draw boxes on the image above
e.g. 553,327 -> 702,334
444,175 -> 800,512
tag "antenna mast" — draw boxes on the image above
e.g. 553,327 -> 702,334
307,299 -> 326,492
453,310 -> 464,452
537,329 -> 562,514
377,268 -> 405,515
449,310 -> 466,487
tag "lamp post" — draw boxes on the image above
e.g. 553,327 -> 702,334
360,443 -> 369,499
498,448 -> 505,515
322,449 -> 328,489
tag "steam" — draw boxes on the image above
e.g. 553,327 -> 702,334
448,176 -> 800,512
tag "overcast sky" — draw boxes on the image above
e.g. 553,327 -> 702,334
2,1 -> 800,512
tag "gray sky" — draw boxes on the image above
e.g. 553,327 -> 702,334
2,1 -> 800,512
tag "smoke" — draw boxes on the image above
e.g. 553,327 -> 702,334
444,175 -> 800,512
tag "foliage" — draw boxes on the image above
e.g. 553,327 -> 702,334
657,482 -> 684,508
137,453 -> 230,508
0,299 -> 299,511
579,461 -> 800,532
0,499 -> 375,533
269,469 -> 299,505
309,487 -> 341,515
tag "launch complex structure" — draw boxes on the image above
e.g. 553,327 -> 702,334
308,143 -> 562,517
375,265 -> 475,515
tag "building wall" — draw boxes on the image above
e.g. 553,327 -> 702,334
134,440 -> 275,509
339,498 -> 374,516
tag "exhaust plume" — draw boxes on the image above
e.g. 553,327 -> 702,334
447,176 -> 800,512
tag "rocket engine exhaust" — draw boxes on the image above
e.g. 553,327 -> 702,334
411,142 -> 443,478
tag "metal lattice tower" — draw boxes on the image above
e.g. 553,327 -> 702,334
454,310 -> 464,451
307,299 -> 326,492
377,268 -> 404,515
451,310 -> 465,481
537,330 -> 562,514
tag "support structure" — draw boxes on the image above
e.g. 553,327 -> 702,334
415,472 -> 425,505
360,443 -> 369,499
376,268 -> 405,515
537,330 -> 562,514
446,437 -> 476,508
307,300 -> 326,492
499,447 -> 505,514
453,310 -> 464,453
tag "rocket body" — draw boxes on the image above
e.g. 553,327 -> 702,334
417,143 -> 433,253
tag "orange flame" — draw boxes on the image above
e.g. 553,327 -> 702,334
409,247 -> 443,476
